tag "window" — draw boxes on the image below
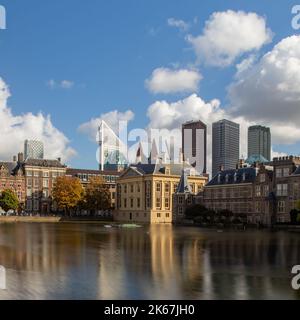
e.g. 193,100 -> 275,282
130,184 -> 134,193
277,184 -> 288,196
34,171 -> 39,177
173,184 -> 178,193
137,184 -> 141,193
276,168 -> 282,178
165,198 -> 169,209
283,168 -> 290,177
124,185 -> 127,193
43,179 -> 49,188
27,179 -> 32,187
124,199 -> 127,208
166,213 -> 170,218
278,201 -> 285,213
43,190 -> 49,198
260,174 -> 266,183
43,171 -> 49,178
178,196 -> 183,205
34,179 -> 39,188
225,175 -> 229,183
137,198 -> 140,208
26,171 -> 32,177
156,183 -> 161,192
263,185 -> 269,196
156,198 -> 161,208
178,207 -> 183,215
130,198 -> 134,208
165,183 -> 170,193
157,213 -> 161,218
26,188 -> 32,197
255,186 -> 261,197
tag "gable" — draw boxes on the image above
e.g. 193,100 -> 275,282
119,167 -> 143,179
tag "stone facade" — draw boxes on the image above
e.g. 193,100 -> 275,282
115,163 -> 208,224
0,160 -> 25,207
24,158 -> 66,214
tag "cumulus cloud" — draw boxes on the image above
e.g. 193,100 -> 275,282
47,79 -> 74,89
187,10 -> 272,67
145,68 -> 202,94
0,77 -> 76,162
78,110 -> 135,141
167,18 -> 190,32
229,35 -> 300,143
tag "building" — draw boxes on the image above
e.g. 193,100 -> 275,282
24,140 -> 44,160
212,119 -> 240,178
182,120 -> 207,175
66,168 -> 121,210
24,157 -> 66,214
248,125 -> 271,161
114,161 -> 208,224
203,163 -> 274,225
172,169 -> 197,223
0,155 -> 25,207
272,156 -> 300,222
98,120 -> 128,172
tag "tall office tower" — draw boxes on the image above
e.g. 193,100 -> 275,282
212,119 -> 240,178
98,120 -> 128,172
248,125 -> 271,161
182,120 -> 207,175
24,140 -> 44,160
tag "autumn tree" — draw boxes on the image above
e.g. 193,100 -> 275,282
52,176 -> 84,215
83,176 -> 111,215
0,189 -> 19,213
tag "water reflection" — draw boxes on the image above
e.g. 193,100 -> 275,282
0,223 -> 299,300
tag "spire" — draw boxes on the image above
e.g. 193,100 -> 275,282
176,169 -> 192,194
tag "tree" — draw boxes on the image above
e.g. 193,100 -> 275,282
0,189 -> 19,213
185,204 -> 208,219
83,176 -> 111,215
52,176 -> 84,215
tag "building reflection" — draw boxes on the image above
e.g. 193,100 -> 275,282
0,224 -> 300,299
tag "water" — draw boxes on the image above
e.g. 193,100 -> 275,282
0,223 -> 299,300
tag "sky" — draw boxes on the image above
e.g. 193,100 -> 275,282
0,0 -> 300,173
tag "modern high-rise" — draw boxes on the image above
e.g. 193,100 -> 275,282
182,120 -> 207,175
212,119 -> 240,178
248,125 -> 271,161
24,140 -> 44,160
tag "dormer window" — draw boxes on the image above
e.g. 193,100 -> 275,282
242,173 -> 246,181
217,174 -> 221,184
225,174 -> 229,183
234,172 -> 238,183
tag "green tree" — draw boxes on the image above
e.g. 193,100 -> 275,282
83,176 -> 111,215
0,189 -> 19,213
52,176 -> 84,215
185,204 -> 207,219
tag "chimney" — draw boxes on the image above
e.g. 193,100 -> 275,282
219,165 -> 224,172
13,155 -> 17,162
57,157 -> 61,163
18,153 -> 24,163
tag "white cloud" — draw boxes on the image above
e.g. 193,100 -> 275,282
0,77 -> 76,162
167,18 -> 189,31
145,68 -> 202,94
78,110 -> 135,141
187,10 -> 273,67
229,35 -> 300,143
47,79 -> 74,89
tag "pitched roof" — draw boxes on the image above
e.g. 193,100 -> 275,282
24,159 -> 66,168
292,166 -> 300,176
0,162 -> 23,175
66,168 -> 121,176
176,170 -> 192,194
207,167 -> 258,186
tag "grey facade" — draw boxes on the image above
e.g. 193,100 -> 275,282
248,125 -> 271,161
212,119 -> 240,178
24,140 -> 44,160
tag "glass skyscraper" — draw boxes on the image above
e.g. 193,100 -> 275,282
212,119 -> 240,178
24,140 -> 44,160
248,125 -> 271,161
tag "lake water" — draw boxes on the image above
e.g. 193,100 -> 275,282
0,223 -> 299,300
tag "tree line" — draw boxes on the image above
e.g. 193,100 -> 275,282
0,176 -> 112,216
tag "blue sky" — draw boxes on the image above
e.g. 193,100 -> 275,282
0,0 -> 300,170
